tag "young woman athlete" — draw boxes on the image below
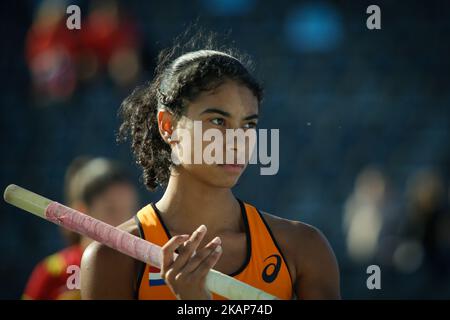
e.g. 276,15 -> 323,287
80,39 -> 340,300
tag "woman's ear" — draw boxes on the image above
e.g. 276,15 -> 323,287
157,110 -> 174,143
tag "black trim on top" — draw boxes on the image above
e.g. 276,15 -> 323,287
255,208 -> 294,298
150,198 -> 252,277
133,214 -> 147,300
151,202 -> 172,242
229,198 -> 252,277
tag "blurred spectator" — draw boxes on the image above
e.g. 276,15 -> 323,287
25,0 -> 142,105
79,0 -> 142,88
25,0 -> 79,104
393,169 -> 450,275
57,156 -> 92,247
22,157 -> 138,299
343,166 -> 395,264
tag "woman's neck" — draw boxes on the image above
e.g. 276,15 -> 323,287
155,170 -> 243,237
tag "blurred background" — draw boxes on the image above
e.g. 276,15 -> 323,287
1,0 -> 449,299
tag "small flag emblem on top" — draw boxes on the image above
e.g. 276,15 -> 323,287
149,266 -> 165,286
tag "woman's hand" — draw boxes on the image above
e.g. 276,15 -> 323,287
160,224 -> 223,300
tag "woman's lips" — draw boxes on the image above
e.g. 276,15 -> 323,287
218,164 -> 245,173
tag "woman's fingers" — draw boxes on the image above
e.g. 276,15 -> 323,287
169,224 -> 208,272
160,234 -> 190,276
192,243 -> 223,280
179,236 -> 222,274
159,226 -> 223,300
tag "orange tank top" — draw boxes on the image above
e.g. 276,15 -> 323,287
134,199 -> 294,300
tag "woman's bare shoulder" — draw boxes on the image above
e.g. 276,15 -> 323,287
260,211 -> 323,245
260,212 -> 336,274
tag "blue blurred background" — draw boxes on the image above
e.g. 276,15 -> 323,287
1,0 -> 449,299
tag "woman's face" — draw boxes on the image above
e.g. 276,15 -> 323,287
172,79 -> 259,188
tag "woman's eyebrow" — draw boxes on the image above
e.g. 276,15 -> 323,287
200,108 -> 259,120
244,114 -> 258,121
200,108 -> 230,117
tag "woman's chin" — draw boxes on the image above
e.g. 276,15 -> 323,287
213,164 -> 245,187
182,164 -> 245,188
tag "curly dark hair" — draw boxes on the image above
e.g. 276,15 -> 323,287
118,32 -> 264,191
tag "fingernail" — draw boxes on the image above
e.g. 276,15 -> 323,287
214,245 -> 222,253
197,224 -> 207,233
212,236 -> 221,245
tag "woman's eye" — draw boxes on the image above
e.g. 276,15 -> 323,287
210,118 -> 225,126
243,122 -> 257,129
